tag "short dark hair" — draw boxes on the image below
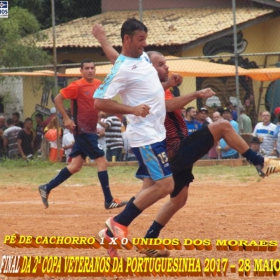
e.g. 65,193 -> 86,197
186,107 -> 195,113
6,118 -> 14,126
121,18 -> 148,43
35,113 -> 43,120
24,118 -> 33,123
80,59 -> 94,69
12,112 -> 20,118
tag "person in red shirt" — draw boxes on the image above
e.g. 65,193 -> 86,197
38,59 -> 127,210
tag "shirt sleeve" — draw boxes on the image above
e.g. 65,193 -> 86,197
60,81 -> 79,99
94,59 -> 126,99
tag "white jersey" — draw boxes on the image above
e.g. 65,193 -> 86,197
94,52 -> 166,147
253,122 -> 276,155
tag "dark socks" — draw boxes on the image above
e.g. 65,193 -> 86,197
114,196 -> 142,227
45,167 -> 72,193
98,171 -> 113,203
144,220 -> 164,238
242,148 -> 264,166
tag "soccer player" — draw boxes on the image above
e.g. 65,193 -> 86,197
93,18 -> 182,247
38,59 -> 127,210
92,22 -> 280,258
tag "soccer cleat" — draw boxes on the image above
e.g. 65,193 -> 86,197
105,217 -> 128,240
38,185 -> 49,208
256,157 -> 280,178
138,248 -> 170,258
98,228 -> 120,258
105,198 -> 127,210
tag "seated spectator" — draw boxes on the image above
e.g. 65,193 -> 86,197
12,112 -> 24,128
3,118 -> 22,159
219,107 -> 239,159
17,118 -> 34,160
44,116 -> 63,162
250,136 -> 266,156
184,107 -> 201,135
98,113 -> 124,162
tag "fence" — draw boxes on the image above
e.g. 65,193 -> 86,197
1,0 -> 280,160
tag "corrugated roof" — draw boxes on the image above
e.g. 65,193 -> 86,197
36,7 -> 274,49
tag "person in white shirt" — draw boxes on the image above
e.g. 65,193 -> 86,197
93,18 -> 181,253
253,111 -> 276,156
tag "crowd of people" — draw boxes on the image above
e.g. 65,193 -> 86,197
0,109 -> 135,163
181,104 -> 280,159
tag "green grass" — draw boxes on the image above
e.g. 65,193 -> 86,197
0,159 -> 262,187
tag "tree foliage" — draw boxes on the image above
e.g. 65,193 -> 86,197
10,0 -> 102,29
0,7 -> 50,67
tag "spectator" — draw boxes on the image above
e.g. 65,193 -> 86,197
34,113 -> 44,154
226,101 -> 237,121
197,107 -> 212,127
219,107 -> 239,159
62,128 -> 74,163
12,112 -> 24,128
180,108 -> 187,119
184,107 -> 201,135
273,113 -> 280,157
208,111 -> 222,159
41,107 -> 57,129
98,114 -> 124,162
0,129 -> 4,159
253,111 -> 276,156
44,116 -> 63,162
3,118 -> 21,159
17,118 -> 34,160
250,136 -> 266,156
239,106 -> 252,133
122,119 -> 137,161
96,111 -> 107,157
0,115 -> 7,131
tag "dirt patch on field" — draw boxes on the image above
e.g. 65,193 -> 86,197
0,173 -> 280,280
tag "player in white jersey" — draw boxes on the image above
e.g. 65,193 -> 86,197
94,18 -> 181,250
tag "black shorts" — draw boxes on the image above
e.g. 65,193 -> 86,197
169,126 -> 214,197
170,126 -> 214,170
170,166 -> 193,198
70,133 -> 105,160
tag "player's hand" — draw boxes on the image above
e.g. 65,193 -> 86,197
168,73 -> 183,87
133,104 -> 150,117
197,88 -> 216,99
92,24 -> 106,42
64,118 -> 76,132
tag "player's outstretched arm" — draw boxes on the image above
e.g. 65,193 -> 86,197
95,99 -> 150,117
92,24 -> 119,64
165,88 -> 215,112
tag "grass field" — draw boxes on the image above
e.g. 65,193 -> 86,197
0,161 -> 280,280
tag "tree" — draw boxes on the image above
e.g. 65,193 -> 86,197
10,0 -> 102,29
0,7 -> 50,67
